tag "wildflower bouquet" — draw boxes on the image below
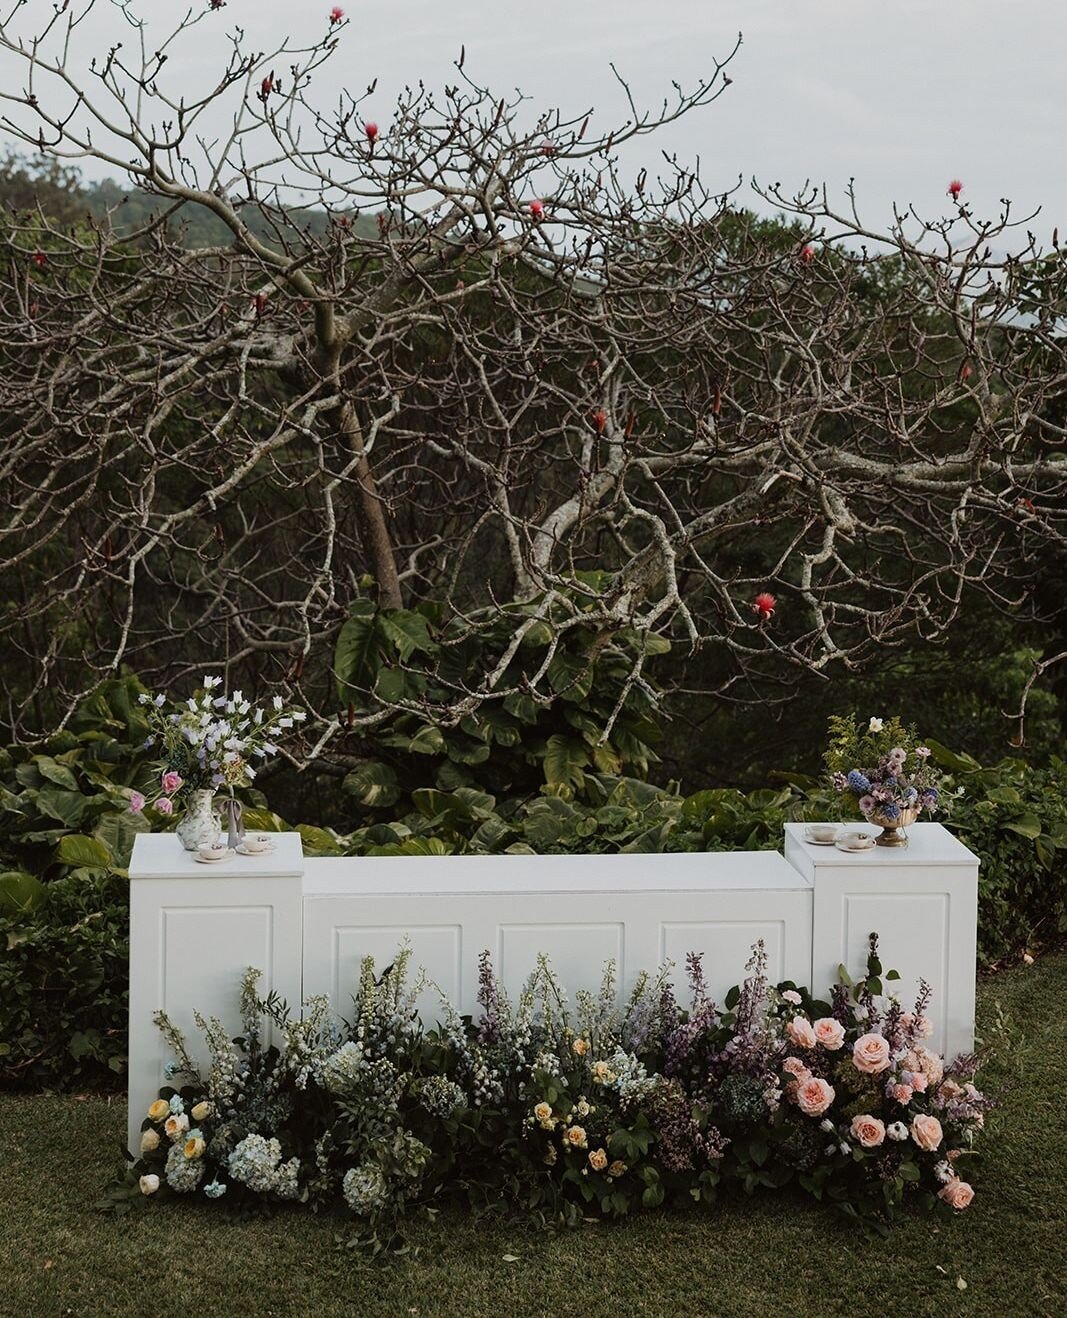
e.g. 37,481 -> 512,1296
105,939 -> 990,1247
825,714 -> 942,826
130,677 -> 306,814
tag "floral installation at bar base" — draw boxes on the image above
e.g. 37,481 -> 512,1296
103,937 -> 990,1250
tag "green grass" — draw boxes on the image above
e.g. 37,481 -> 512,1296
2,956 -> 1066,1318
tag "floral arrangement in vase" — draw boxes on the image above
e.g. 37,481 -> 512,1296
825,714 -> 942,846
130,676 -> 306,849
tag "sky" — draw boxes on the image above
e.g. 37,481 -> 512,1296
1,0 -> 1063,238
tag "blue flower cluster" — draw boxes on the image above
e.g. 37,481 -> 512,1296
846,770 -> 871,793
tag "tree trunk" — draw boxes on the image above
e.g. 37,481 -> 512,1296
338,400 -> 403,610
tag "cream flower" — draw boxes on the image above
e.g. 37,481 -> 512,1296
910,1114 -> 944,1152
591,1060 -> 616,1084
786,1016 -> 817,1049
813,1018 -> 845,1051
147,1099 -> 170,1122
607,1160 -> 627,1178
140,1129 -> 160,1154
191,1101 -> 213,1122
164,1113 -> 190,1141
868,717 -> 884,733
938,1178 -> 974,1210
850,1114 -> 886,1148
564,1125 -> 588,1150
139,1174 -> 160,1195
852,1033 -> 891,1074
572,1038 -> 589,1057
795,1076 -> 835,1117
588,1148 -> 608,1172
576,1099 -> 591,1118
533,1102 -> 553,1124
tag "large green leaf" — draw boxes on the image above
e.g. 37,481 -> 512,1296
35,757 -> 81,791
35,788 -> 91,828
379,610 -> 435,661
543,735 -> 589,789
333,601 -> 382,702
343,762 -> 401,809
1001,814 -> 1042,839
0,870 -> 46,915
94,809 -> 150,869
55,834 -> 113,869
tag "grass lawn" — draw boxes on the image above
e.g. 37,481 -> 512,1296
2,955 -> 1065,1318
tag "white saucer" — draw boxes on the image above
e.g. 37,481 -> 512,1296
835,835 -> 876,853
804,831 -> 839,846
193,850 -> 233,864
235,843 -> 276,857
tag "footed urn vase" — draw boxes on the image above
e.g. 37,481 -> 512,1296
867,804 -> 920,848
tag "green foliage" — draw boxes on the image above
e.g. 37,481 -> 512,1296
927,743 -> 1067,962
332,595 -> 664,807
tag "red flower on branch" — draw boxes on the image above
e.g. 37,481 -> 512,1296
528,199 -> 545,221
752,592 -> 777,621
32,250 -> 47,269
590,408 -> 607,434
329,6 -> 345,22
947,179 -> 963,201
259,74 -> 275,102
799,244 -> 815,265
365,121 -> 379,146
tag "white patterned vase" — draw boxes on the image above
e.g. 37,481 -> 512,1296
175,788 -> 220,851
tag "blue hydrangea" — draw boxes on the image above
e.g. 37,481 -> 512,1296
168,1093 -> 184,1115
879,801 -> 901,821
846,770 -> 871,794
164,1142 -> 204,1193
228,1133 -> 301,1199
203,1179 -> 228,1199
342,1164 -> 389,1216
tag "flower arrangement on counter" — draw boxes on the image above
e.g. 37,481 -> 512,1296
129,677 -> 306,816
103,935 -> 990,1248
826,714 -> 943,829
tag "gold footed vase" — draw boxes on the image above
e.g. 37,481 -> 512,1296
867,805 -> 920,847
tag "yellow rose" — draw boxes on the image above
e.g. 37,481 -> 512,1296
140,1129 -> 160,1154
591,1061 -> 616,1084
183,1135 -> 206,1160
588,1148 -> 608,1171
607,1160 -> 627,1178
148,1099 -> 170,1122
191,1101 -> 212,1122
564,1125 -> 588,1150
533,1102 -> 553,1123
572,1038 -> 589,1057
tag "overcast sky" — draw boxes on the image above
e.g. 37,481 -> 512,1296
2,0 -> 1063,236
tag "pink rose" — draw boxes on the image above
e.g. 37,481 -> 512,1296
161,770 -> 183,794
850,1114 -> 886,1148
938,1178 -> 974,1210
852,1033 -> 891,1074
890,1083 -> 913,1105
795,1076 -> 835,1117
910,1114 -> 943,1152
813,1018 -> 845,1051
782,1056 -> 810,1079
908,1071 -> 928,1094
129,791 -> 146,813
156,797 -> 174,815
786,1016 -> 817,1049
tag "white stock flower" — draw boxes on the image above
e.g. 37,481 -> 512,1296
139,1174 -> 160,1195
868,717 -> 884,733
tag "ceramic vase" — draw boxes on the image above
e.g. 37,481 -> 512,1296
175,788 -> 220,851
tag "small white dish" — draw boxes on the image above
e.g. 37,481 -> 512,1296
835,833 -> 876,853
235,842 -> 276,857
804,827 -> 840,846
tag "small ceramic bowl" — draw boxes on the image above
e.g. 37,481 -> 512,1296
242,834 -> 272,854
198,843 -> 229,861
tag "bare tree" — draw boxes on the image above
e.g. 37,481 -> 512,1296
0,0 -> 1065,758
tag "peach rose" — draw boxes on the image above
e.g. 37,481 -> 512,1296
814,1017 -> 845,1051
910,1114 -> 943,1152
564,1125 -> 588,1149
140,1129 -> 160,1154
183,1135 -> 206,1160
782,1056 -> 810,1078
164,1113 -> 189,1140
795,1076 -> 835,1117
850,1114 -> 886,1148
147,1099 -> 170,1122
607,1160 -> 627,1177
786,1016 -> 817,1049
852,1033 -> 891,1074
938,1178 -> 974,1210
572,1038 -> 589,1057
588,1148 -> 608,1171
